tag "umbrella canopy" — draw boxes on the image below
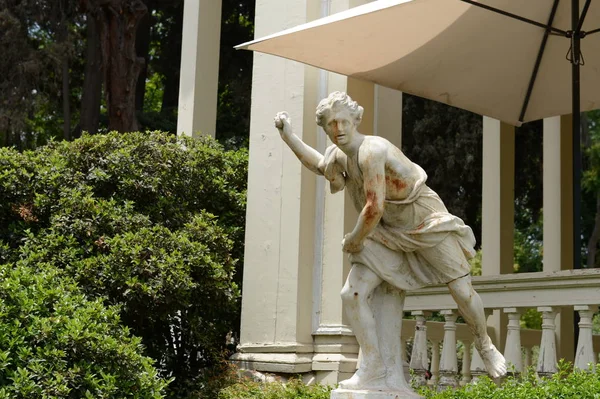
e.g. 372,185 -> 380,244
237,0 -> 600,126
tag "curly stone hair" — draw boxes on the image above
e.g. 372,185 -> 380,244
315,91 -> 364,127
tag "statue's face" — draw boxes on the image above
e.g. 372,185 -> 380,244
323,107 -> 356,146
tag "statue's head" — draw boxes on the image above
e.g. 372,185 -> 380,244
315,91 -> 364,128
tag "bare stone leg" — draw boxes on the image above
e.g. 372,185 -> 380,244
339,264 -> 387,390
447,275 -> 507,378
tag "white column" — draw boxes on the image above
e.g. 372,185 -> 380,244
233,0 -> 319,375
319,73 -> 373,331
374,85 -> 403,148
543,115 -> 575,362
537,307 -> 558,377
574,305 -> 598,371
503,308 -> 523,375
481,117 -> 515,350
177,0 -> 221,138
439,310 -> 459,388
313,0 -> 386,385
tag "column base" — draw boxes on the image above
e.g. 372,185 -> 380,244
230,352 -> 313,374
331,388 -> 422,399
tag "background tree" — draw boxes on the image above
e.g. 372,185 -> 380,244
216,0 -> 255,145
403,95 -> 484,244
82,0 -> 148,132
0,1 -> 84,145
583,110 -> 600,268
403,94 -> 545,272
0,0 -> 256,144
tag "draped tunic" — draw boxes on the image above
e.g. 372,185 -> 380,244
319,143 -> 475,290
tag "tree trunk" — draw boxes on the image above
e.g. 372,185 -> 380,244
85,0 -> 148,133
587,194 -> 600,268
80,13 -> 103,136
135,5 -> 152,112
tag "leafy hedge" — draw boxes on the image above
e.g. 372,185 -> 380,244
0,261 -> 168,398
217,364 -> 600,399
0,132 -> 248,397
219,378 -> 332,399
421,363 -> 600,399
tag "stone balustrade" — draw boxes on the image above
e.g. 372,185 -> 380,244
232,269 -> 600,387
400,269 -> 600,387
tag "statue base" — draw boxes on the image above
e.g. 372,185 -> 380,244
331,388 -> 422,399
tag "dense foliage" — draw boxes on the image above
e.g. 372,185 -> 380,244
219,378 -> 332,399
422,363 -> 600,399
0,131 -> 248,397
0,260 -> 169,398
217,363 -> 600,399
0,0 -> 255,144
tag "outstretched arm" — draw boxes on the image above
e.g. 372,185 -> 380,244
342,142 -> 386,253
274,112 -> 324,175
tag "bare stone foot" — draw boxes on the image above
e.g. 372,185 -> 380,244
339,367 -> 386,390
480,344 -> 507,378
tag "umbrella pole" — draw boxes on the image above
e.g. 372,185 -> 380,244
572,0 -> 583,358
572,0 -> 582,271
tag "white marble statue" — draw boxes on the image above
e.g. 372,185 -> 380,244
274,92 -> 506,397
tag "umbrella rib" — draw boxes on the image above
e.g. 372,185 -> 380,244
577,0 -> 592,33
460,0 -> 567,36
518,0 -> 561,123
586,27 -> 600,35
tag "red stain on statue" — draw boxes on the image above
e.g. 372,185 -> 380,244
386,175 -> 407,191
364,191 -> 380,222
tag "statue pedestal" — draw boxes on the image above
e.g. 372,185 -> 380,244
331,388 -> 422,399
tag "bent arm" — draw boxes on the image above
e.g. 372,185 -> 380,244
343,143 -> 386,252
353,162 -> 385,241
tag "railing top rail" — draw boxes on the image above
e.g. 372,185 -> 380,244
405,269 -> 600,311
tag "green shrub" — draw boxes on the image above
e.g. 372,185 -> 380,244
0,131 -> 247,248
0,132 -> 247,397
216,362 -> 600,399
420,362 -> 600,399
20,211 -> 239,374
218,378 -> 332,399
0,261 -> 168,398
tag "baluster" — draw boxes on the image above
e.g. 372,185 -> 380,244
574,305 -> 598,371
401,338 -> 410,383
524,346 -> 532,369
537,307 -> 558,377
401,338 -> 408,362
438,310 -> 459,388
460,340 -> 472,386
503,308 -> 523,375
409,311 -> 431,387
428,339 -> 440,387
470,345 -> 486,383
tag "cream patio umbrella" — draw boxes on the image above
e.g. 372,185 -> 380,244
237,0 -> 600,268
